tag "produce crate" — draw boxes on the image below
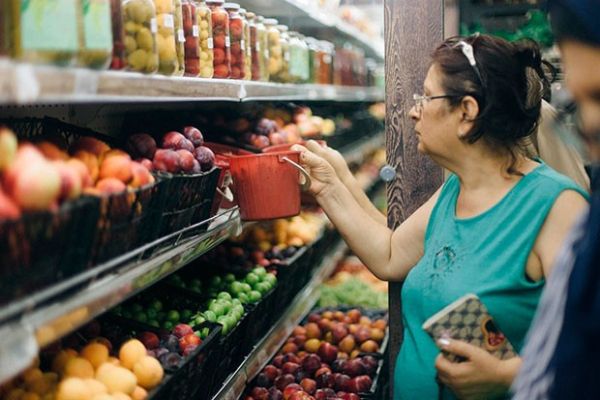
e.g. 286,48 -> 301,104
100,314 -> 222,400
155,167 -> 221,240
241,285 -> 278,355
273,245 -> 311,307
0,195 -> 100,305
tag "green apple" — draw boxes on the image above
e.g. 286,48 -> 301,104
224,314 -> 237,330
248,291 -> 262,303
167,310 -> 180,322
194,315 -> 207,326
203,310 -> 217,322
217,315 -> 230,335
217,300 -> 231,314
209,302 -> 226,317
264,273 -> 277,286
253,267 -> 267,278
230,281 -> 244,294
245,273 -> 259,286
149,300 -> 163,311
210,276 -> 222,288
256,282 -> 271,294
224,273 -> 236,283
217,292 -> 232,301
164,321 -> 174,330
240,283 -> 252,293
232,298 -> 242,307
237,292 -> 249,304
149,320 -> 160,328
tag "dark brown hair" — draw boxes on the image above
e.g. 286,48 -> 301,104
431,34 -> 549,174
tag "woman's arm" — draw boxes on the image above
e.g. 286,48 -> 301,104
296,146 -> 439,281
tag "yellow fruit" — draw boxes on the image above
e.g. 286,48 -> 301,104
132,356 -> 163,390
107,357 -> 121,366
56,378 -> 92,400
81,343 -> 109,369
96,366 -> 137,395
64,358 -> 94,379
112,393 -> 132,400
146,53 -> 159,72
126,0 -> 151,24
91,395 -> 113,400
136,28 -> 154,51
128,49 -> 150,71
119,340 -> 147,370
124,21 -> 140,34
154,0 -> 174,14
125,36 -> 138,53
23,368 -> 43,385
27,372 -> 58,395
131,386 -> 147,400
84,379 -> 107,396
157,34 -> 177,61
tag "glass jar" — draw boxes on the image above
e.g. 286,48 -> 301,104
316,40 -> 334,84
263,18 -> 281,81
196,0 -> 214,78
110,0 -> 126,69
7,0 -> 79,66
181,0 -> 199,76
255,16 -> 269,81
273,25 -> 290,83
306,37 -> 318,83
207,0 -> 229,78
122,0 -> 159,73
173,0 -> 185,76
224,3 -> 244,79
78,0 -> 113,69
288,32 -> 309,83
153,0 -> 179,75
240,8 -> 251,80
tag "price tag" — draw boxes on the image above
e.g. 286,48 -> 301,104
225,36 -> 230,47
163,14 -> 174,29
208,37 -> 214,49
193,25 -> 199,37
178,29 -> 185,42
240,39 -> 245,49
256,42 -> 260,51
150,18 -> 158,33
285,52 -> 290,62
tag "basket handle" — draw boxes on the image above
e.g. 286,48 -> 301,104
281,156 -> 312,192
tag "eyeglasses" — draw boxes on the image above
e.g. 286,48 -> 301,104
412,93 -> 462,117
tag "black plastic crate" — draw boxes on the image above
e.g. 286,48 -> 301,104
240,285 -> 277,356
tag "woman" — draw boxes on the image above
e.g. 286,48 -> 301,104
293,35 -> 588,399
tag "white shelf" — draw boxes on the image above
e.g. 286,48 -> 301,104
0,61 -> 383,105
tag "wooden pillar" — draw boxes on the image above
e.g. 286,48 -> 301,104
384,0 -> 445,396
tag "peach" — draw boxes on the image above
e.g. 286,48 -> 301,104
129,162 -> 154,188
37,141 -> 68,160
131,386 -> 148,400
175,150 -> 195,173
81,343 -> 110,369
73,150 -> 100,182
53,161 -> 83,201
0,127 -> 18,171
101,149 -> 129,163
64,357 -> 95,379
113,393 -> 132,400
152,149 -> 180,173
96,178 -> 127,195
119,339 -> 147,370
99,155 -> 132,183
132,356 -> 163,389
137,158 -> 153,171
96,365 -> 137,395
66,158 -> 93,188
84,379 -> 108,396
70,137 -> 110,157
10,159 -> 61,211
56,377 -> 92,400
52,349 -> 78,374
91,395 -> 114,400
0,188 -> 21,220
3,144 -> 45,191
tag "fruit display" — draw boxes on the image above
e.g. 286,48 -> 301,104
153,0 -> 180,75
207,0 -> 230,79
263,19 -> 282,79
196,0 -> 214,78
0,338 -> 163,400
243,308 -> 387,399
172,0 -> 186,76
78,0 -> 113,69
181,0 -> 199,76
225,3 -> 245,80
122,0 -> 160,73
241,8 -> 252,80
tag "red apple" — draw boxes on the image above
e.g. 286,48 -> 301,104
345,375 -> 372,393
354,327 -> 371,344
183,344 -> 198,356
338,393 -> 360,400
359,356 -> 378,375
173,324 -> 194,338
179,333 -> 201,352
250,387 -> 269,400
263,364 -> 281,381
153,149 -> 181,173
268,387 -> 283,400
342,359 -> 364,377
300,378 -> 317,395
0,188 -> 21,220
314,367 -> 331,379
347,309 -> 361,324
127,133 -> 157,159
281,353 -> 300,365
255,372 -> 271,388
282,383 -> 302,400
305,323 -> 321,340
334,374 -> 351,392
138,158 -> 153,171
282,362 -> 300,375
301,354 -> 321,375
316,372 -> 336,389
274,374 -> 295,391
318,342 -> 338,364
331,359 -> 347,373
273,355 -> 285,368
314,388 -> 336,400
331,324 -> 348,344
137,332 -> 160,350
307,314 -> 320,323
162,131 -> 186,150
183,126 -> 204,147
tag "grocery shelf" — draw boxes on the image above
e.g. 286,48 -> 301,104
341,130 -> 385,165
236,0 -> 385,60
0,207 -> 243,384
212,238 -> 349,400
0,61 -> 384,105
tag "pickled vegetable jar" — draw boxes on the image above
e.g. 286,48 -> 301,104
78,0 -> 113,69
255,16 -> 269,81
122,0 -> 159,73
7,0 -> 80,66
153,0 -> 179,75
240,8 -> 251,80
306,36 -> 318,83
224,3 -> 243,79
196,0 -> 214,78
110,0 -> 126,69
263,18 -> 281,81
173,0 -> 185,76
207,0 -> 229,78
316,40 -> 333,84
181,0 -> 199,76
288,32 -> 309,83
273,24 -> 290,83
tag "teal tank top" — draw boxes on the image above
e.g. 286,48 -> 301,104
394,163 -> 587,400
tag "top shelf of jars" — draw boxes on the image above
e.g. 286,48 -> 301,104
0,0 -> 383,105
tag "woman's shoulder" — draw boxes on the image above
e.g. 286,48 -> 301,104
530,163 -> 589,199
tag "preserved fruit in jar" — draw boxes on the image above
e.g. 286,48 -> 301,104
196,0 -> 214,78
181,0 -> 199,76
316,40 -> 333,84
247,12 -> 260,80
306,36 -> 318,83
78,0 -> 113,69
110,0 -> 126,69
153,0 -> 179,75
273,24 -> 290,83
207,0 -> 229,78
8,0 -> 79,66
255,16 -> 269,81
240,8 -> 251,80
288,32 -> 308,83
122,0 -> 159,73
224,3 -> 243,79
263,18 -> 281,80
173,0 -> 185,76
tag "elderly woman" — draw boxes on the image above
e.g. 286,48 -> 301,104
294,35 -> 588,399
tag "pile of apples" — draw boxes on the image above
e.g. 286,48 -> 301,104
244,309 -> 387,400
0,126 -> 156,221
1,338 -> 163,400
126,126 -> 215,175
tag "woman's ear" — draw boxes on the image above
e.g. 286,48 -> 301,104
457,95 -> 479,139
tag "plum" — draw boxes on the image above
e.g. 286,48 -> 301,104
176,150 -> 195,173
153,149 -> 180,173
159,352 -> 182,369
183,126 -> 204,147
193,146 -> 215,171
127,133 -> 157,159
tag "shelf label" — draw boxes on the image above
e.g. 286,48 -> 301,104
207,37 -> 214,49
255,42 -> 260,51
178,29 -> 185,42
193,25 -> 199,37
225,36 -> 231,47
240,39 -> 245,50
163,14 -> 175,29
150,18 -> 158,34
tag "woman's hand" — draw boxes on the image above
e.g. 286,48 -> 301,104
304,140 -> 353,183
435,339 -> 521,400
291,144 -> 341,198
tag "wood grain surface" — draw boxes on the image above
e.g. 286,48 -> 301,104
384,0 -> 445,396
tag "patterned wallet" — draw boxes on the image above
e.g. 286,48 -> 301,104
422,293 -> 517,362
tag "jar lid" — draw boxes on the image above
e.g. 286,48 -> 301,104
257,16 -> 265,22
276,25 -> 289,32
245,11 -> 255,19
263,18 -> 278,25
206,0 -> 224,4
239,7 -> 246,13
223,2 -> 240,10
